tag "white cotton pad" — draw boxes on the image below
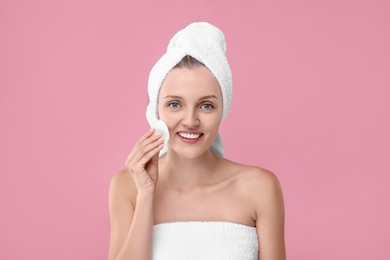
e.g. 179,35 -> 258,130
153,120 -> 170,155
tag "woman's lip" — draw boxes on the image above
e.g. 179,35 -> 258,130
177,131 -> 203,134
176,132 -> 204,144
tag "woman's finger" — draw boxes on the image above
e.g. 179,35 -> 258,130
138,142 -> 164,167
125,130 -> 162,165
132,131 -> 162,156
126,138 -> 163,170
129,143 -> 163,182
134,138 -> 164,165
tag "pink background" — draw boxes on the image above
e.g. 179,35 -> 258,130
1,0 -> 389,259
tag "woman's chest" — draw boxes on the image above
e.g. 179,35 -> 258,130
153,186 -> 256,226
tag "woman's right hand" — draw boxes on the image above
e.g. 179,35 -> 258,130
125,129 -> 164,196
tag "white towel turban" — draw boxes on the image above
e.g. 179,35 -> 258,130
146,22 -> 232,156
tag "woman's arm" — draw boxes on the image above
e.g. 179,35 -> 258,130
108,171 -> 155,260
108,130 -> 163,260
254,169 -> 286,260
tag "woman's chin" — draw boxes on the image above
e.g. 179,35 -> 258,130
168,145 -> 212,160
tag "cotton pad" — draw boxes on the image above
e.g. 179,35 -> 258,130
153,120 -> 169,156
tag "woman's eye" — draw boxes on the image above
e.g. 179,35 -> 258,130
168,102 -> 181,109
201,103 -> 214,110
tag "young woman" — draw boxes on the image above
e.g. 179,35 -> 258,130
108,22 -> 285,260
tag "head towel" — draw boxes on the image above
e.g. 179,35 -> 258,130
146,22 -> 232,156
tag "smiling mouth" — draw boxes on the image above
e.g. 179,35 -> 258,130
178,132 -> 203,140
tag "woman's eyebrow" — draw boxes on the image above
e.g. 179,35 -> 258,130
163,95 -> 183,99
198,95 -> 219,100
163,95 -> 218,100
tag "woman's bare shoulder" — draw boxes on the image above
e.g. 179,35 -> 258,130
223,159 -> 282,194
109,168 -> 137,205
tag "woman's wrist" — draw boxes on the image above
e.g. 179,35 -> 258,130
136,192 -> 155,204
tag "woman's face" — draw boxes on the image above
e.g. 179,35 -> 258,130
158,66 -> 223,158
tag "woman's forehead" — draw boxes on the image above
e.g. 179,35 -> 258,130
159,67 -> 222,99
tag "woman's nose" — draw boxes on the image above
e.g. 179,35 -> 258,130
182,109 -> 200,127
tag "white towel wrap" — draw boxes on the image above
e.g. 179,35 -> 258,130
153,221 -> 259,260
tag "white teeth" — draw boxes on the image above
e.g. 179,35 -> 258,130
179,132 -> 201,139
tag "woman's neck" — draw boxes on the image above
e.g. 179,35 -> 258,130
158,150 -> 222,190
